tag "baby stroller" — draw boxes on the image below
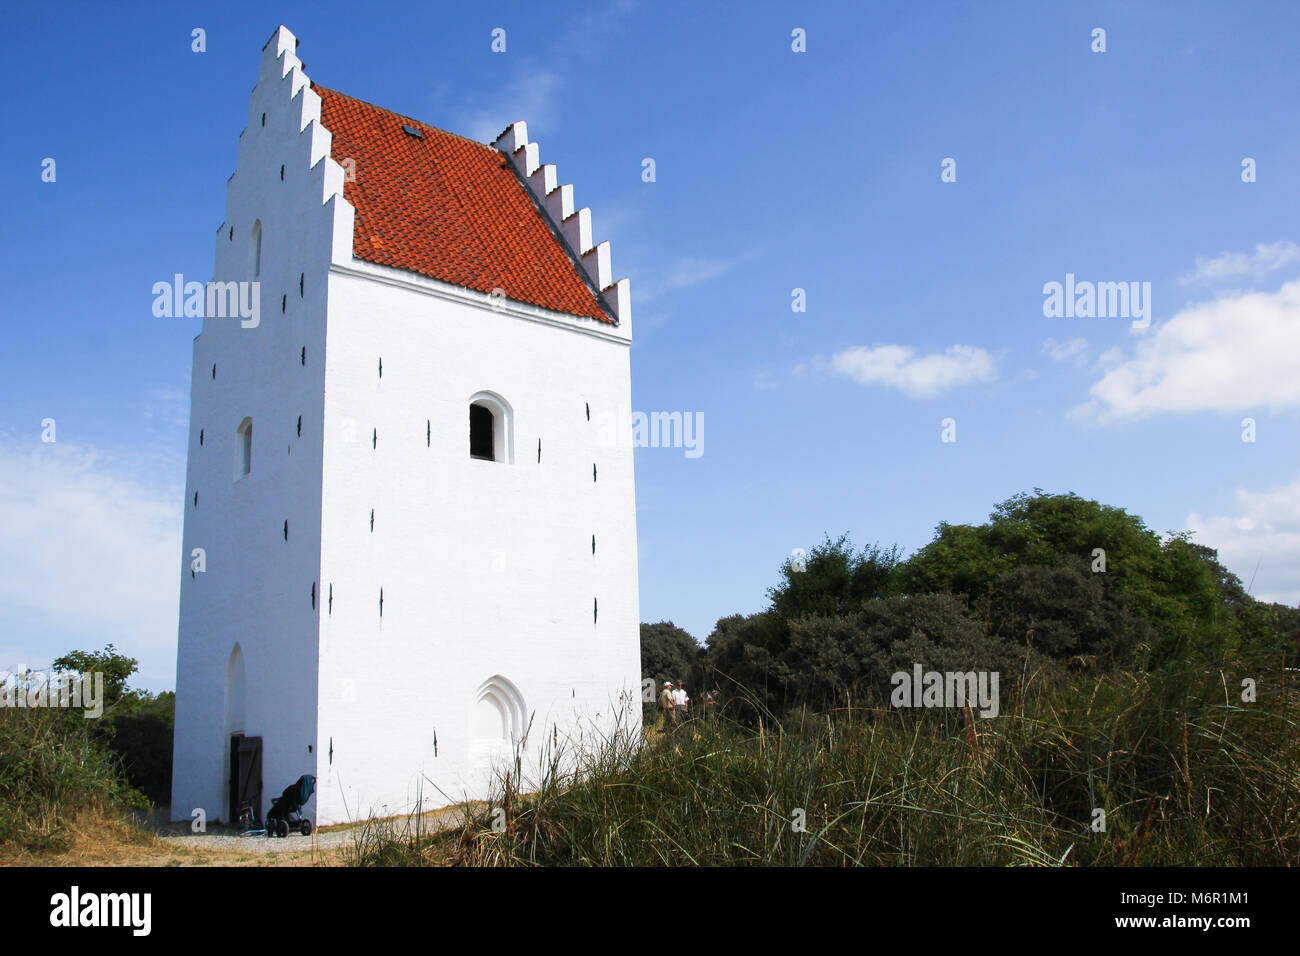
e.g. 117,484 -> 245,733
266,774 -> 316,837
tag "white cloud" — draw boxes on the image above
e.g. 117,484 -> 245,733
828,344 -> 998,398
460,70 -> 564,144
636,257 -> 734,304
1179,240 -> 1300,285
1188,476 -> 1300,607
1043,336 -> 1088,364
1074,278 -> 1300,421
139,384 -> 190,431
1094,346 -> 1125,370
0,440 -> 182,690
455,1 -> 637,143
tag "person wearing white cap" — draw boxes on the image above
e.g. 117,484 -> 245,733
658,681 -> 677,734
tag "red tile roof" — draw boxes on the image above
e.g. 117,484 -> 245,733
313,84 -> 611,323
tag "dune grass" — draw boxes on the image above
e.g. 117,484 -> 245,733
0,703 -> 148,856
6,654 -> 1295,867
393,654 -> 1300,866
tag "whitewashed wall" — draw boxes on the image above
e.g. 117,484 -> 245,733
314,262 -> 640,825
171,27 -> 350,824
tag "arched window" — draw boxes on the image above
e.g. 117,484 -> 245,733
473,676 -> 527,746
235,417 -> 253,479
250,220 -> 262,279
468,392 -> 512,463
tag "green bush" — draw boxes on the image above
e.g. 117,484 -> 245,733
0,645 -> 173,854
52,646 -> 174,805
0,693 -> 146,853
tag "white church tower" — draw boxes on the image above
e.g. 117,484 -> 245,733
171,26 -> 641,827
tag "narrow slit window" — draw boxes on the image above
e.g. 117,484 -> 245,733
235,417 -> 253,479
250,220 -> 262,279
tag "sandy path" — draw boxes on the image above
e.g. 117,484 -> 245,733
131,804 -> 478,865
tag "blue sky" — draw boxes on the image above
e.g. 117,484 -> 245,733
3,1 -> 1299,690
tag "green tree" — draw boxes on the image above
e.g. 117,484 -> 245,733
899,491 -> 1168,606
51,644 -> 138,709
108,692 -> 175,804
640,621 -> 703,687
895,521 -> 1012,602
50,645 -> 174,804
896,490 -> 1278,665
767,534 -> 900,620
702,612 -> 793,714
988,555 -> 1154,662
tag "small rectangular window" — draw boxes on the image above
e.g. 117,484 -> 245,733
470,404 -> 495,460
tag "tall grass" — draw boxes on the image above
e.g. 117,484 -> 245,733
0,702 -> 147,854
342,776 -> 482,866
423,653 -> 1299,866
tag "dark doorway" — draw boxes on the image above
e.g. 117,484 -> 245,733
470,403 -> 495,460
229,733 -> 262,826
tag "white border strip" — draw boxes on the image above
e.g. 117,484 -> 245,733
329,259 -> 629,346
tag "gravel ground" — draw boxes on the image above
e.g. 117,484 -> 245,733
135,805 -> 475,858
153,822 -> 354,854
